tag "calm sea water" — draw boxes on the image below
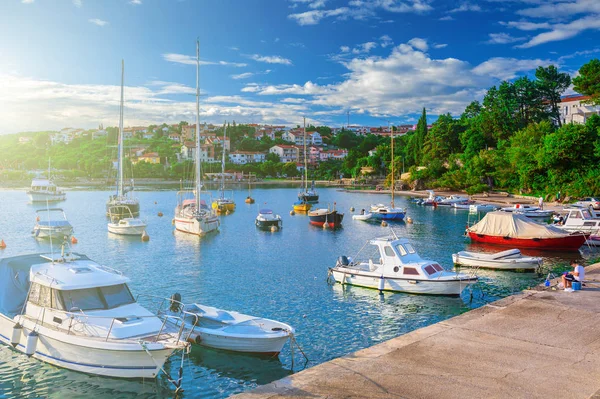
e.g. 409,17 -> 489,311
0,187 -> 592,398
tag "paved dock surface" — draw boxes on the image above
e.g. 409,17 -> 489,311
235,263 -> 600,399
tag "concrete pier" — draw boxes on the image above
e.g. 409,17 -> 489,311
235,263 -> 600,399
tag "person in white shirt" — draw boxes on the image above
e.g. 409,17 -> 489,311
562,260 -> 585,289
538,196 -> 544,210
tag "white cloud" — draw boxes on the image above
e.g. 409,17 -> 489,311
449,2 -> 482,12
352,42 -> 378,54
472,57 -> 553,80
288,0 -> 432,25
130,0 -> 142,4
407,37 -> 428,51
516,15 -> 600,48
500,20 -> 551,31
380,35 -> 394,48
485,32 -> 526,44
340,45 -> 351,52
517,0 -> 600,18
289,0 -> 328,8
231,72 -> 254,80
249,54 -> 293,65
21,0 -> 34,3
72,0 -> 82,7
89,18 -> 108,26
162,53 -> 247,67
0,73 -> 310,133
433,43 -> 448,48
439,15 -> 454,20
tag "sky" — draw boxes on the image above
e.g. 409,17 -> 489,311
1,0 -> 599,134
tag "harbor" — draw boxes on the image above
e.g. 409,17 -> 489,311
0,187 -> 597,398
234,262 -> 600,399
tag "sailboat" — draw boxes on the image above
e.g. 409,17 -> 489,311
293,117 -> 313,212
297,122 -> 318,203
212,124 -> 236,214
106,60 -> 139,217
27,159 -> 66,203
173,40 -> 220,236
370,123 -> 405,221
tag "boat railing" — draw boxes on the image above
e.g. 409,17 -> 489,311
135,294 -> 200,341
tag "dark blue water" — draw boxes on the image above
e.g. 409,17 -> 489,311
0,187 -> 592,398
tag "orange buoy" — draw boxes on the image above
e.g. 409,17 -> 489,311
70,236 -> 78,244
0,239 -> 6,249
141,231 -> 150,242
157,212 -> 163,217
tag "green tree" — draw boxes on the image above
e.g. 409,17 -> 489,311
535,65 -> 571,127
265,152 -> 280,163
573,59 -> 600,105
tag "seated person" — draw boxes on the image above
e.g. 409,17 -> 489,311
562,260 -> 585,289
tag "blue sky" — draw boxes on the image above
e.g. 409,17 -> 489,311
1,0 -> 599,134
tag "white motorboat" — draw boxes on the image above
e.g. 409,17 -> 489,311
163,300 -> 293,356
329,232 -> 477,296
32,208 -> 73,239
453,203 -> 498,212
108,206 -> 147,236
173,41 -> 220,236
501,204 -> 553,218
352,210 -> 373,221
554,208 -> 600,234
27,160 -> 66,203
452,248 -> 542,271
437,195 -> 470,206
0,250 -> 189,382
255,209 -> 282,230
106,60 -> 139,217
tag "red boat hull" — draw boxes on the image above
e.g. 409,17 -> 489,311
467,232 -> 587,250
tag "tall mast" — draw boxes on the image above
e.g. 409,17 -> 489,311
303,117 -> 307,191
390,121 -> 394,208
221,123 -> 226,199
117,59 -> 125,197
195,39 -> 201,210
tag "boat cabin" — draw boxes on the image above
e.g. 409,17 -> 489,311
30,178 -> 59,192
0,253 -> 160,340
556,208 -> 600,232
358,237 -> 446,278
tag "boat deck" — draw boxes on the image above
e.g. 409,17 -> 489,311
234,262 -> 600,399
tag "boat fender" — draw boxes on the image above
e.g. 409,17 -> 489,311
141,231 -> 150,242
25,331 -> 39,357
378,276 -> 385,292
381,221 -> 388,227
10,323 -> 22,347
194,334 -> 202,345
71,236 -> 78,244
270,225 -> 278,232
169,293 -> 182,313
0,239 -> 6,249
406,217 -> 413,224
337,256 -> 349,267
290,210 -> 295,216
350,207 -> 355,212
172,219 -> 175,225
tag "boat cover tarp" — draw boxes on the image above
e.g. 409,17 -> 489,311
468,211 -> 571,238
0,255 -> 36,318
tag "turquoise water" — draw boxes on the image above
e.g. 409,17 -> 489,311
0,187 -> 592,398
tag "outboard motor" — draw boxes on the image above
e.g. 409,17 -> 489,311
169,293 -> 182,313
337,256 -> 349,267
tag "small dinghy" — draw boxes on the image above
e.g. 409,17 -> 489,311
164,299 -> 294,356
108,206 -> 147,236
452,248 -> 542,271
352,210 -> 373,221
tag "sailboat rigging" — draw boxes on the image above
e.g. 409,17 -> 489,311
293,117 -> 312,212
212,123 -> 236,214
106,60 -> 139,217
297,119 -> 318,203
173,40 -> 220,236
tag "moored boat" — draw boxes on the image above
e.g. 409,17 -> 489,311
453,203 -> 498,212
164,300 -> 293,356
452,248 -> 542,270
212,125 -> 236,214
308,207 -> 344,228
352,210 -> 373,221
255,209 -> 282,230
107,206 -> 147,236
27,178 -> 66,203
466,211 -> 588,250
436,195 -> 470,206
0,251 -> 189,381
32,208 -> 73,239
329,233 -> 476,296
293,200 -> 312,212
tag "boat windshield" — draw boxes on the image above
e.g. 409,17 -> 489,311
404,243 -> 416,254
60,284 -> 135,311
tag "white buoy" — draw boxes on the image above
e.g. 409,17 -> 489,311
350,207 -> 355,212
270,225 -> 278,232
290,210 -> 295,216
25,331 -> 39,357
10,323 -> 22,347
323,222 -> 329,229
381,221 -> 388,227
378,275 -> 385,291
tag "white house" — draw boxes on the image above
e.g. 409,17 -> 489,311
228,151 -> 266,165
559,94 -> 600,125
269,145 -> 299,163
308,131 -> 323,145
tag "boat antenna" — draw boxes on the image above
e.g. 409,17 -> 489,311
195,39 -> 202,211
390,120 -> 394,208
46,199 -> 54,262
117,59 -> 125,198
